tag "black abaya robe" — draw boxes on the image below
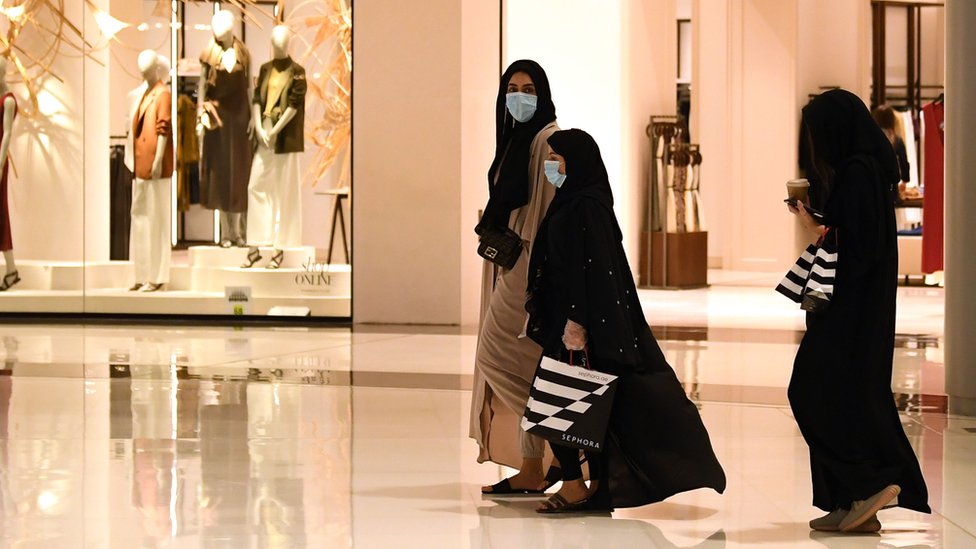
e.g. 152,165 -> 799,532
527,129 -> 726,509
791,90 -> 929,513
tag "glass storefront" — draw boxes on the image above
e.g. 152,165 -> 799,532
0,0 -> 351,318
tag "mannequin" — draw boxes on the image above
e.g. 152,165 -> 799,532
0,57 -> 19,291
129,50 -> 173,292
198,10 -> 252,248
242,25 -> 307,269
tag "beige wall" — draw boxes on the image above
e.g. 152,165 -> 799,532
7,0 -> 87,261
797,0 -> 871,103
459,1 -> 501,325
694,0 -> 800,270
352,0 -> 499,325
691,0 -> 732,265
621,0 -> 678,273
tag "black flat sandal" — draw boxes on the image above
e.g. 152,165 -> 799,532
266,249 -> 284,270
537,493 -> 612,515
241,248 -> 262,268
482,478 -> 545,496
481,467 -> 563,496
536,493 -> 591,514
0,270 -> 20,291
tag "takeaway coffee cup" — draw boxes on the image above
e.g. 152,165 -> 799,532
786,178 -> 810,202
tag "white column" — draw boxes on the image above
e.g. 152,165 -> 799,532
944,0 -> 976,416
84,0 -> 112,264
504,0 -> 676,274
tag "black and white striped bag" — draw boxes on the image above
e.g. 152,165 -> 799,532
776,231 -> 837,312
521,352 -> 618,452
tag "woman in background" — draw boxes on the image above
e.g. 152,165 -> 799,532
871,105 -> 912,201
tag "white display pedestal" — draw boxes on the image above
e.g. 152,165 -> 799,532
0,247 -> 351,317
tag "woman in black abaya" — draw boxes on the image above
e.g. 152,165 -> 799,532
788,89 -> 929,533
526,129 -> 725,513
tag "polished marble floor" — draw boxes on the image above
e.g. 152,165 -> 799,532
0,276 -> 964,548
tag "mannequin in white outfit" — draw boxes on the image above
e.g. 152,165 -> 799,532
242,25 -> 306,269
129,50 -> 173,292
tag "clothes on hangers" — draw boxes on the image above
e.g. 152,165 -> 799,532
0,92 -> 16,253
110,144 -> 133,260
921,98 -> 944,273
895,109 -> 921,231
177,94 -> 199,212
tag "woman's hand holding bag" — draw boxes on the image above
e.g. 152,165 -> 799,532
562,319 -> 587,350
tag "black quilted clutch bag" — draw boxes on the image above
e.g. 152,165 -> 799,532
477,226 -> 523,269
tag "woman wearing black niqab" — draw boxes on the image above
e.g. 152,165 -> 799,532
526,129 -> 726,513
788,89 -> 929,533
471,60 -> 562,495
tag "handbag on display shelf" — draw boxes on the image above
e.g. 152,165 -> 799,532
477,226 -> 523,270
521,350 -> 619,452
775,229 -> 838,313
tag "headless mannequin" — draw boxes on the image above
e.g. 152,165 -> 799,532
244,26 -> 298,267
198,11 -> 247,247
0,58 -> 18,290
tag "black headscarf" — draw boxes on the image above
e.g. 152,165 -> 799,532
545,129 -> 616,212
527,129 -> 618,305
526,129 -> 632,365
479,60 -> 557,230
801,89 -> 900,206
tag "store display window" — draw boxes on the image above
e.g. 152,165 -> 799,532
0,0 -> 352,318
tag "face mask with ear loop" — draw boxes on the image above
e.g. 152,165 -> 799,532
506,92 -> 538,123
543,160 -> 566,188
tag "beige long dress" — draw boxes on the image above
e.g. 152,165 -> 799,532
470,122 -> 558,468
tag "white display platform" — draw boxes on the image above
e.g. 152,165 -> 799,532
188,246 -> 315,269
0,249 -> 351,317
9,260 -> 85,290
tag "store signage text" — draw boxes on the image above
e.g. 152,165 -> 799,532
295,258 -> 334,289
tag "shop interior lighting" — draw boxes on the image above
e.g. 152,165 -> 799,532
93,8 -> 130,39
0,5 -> 26,20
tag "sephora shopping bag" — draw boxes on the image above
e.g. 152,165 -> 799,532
776,229 -> 838,313
520,352 -> 618,452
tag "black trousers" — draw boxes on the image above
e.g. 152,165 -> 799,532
550,443 -> 600,482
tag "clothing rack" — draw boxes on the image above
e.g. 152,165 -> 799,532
871,1 -> 945,111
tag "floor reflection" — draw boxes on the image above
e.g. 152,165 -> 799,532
0,370 -> 352,546
0,310 -> 972,547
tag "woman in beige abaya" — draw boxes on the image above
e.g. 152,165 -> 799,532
471,59 -> 561,495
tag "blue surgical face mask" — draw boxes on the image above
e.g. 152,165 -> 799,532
506,92 -> 538,123
544,160 -> 566,188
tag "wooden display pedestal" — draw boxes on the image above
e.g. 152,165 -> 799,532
638,231 -> 708,289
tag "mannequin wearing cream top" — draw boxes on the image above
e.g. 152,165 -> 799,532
242,25 -> 307,269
